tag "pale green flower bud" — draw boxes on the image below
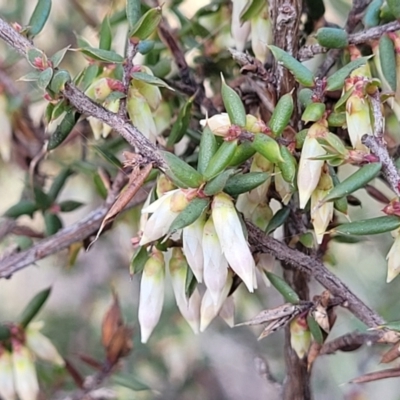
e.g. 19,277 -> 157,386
0,346 -> 16,400
202,216 -> 229,305
231,0 -> 250,51
102,98 -> 120,138
88,116 -> 103,140
247,153 -> 273,204
386,231 -> 400,283
131,66 -> 162,111
290,316 -> 311,359
212,193 -> 256,292
138,249 -> 165,343
25,322 -> 64,366
297,122 -> 326,209
84,77 -> 113,102
12,341 -> 39,400
200,113 -> 231,136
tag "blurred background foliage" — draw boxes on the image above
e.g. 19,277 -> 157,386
1,0 -> 400,399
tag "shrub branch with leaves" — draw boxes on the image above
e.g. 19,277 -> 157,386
3,0 -> 400,397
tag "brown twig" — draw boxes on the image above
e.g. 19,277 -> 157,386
246,222 -> 385,328
0,17 -> 167,170
319,331 -> 381,355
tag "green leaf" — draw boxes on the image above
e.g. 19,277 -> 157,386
373,320 -> 400,331
363,0 -> 383,28
228,141 -> 256,167
37,67 -> 53,89
387,0 -> 400,21
27,48 -> 47,69
81,64 -> 100,91
80,47 -> 124,63
203,169 -> 235,196
316,27 -> 349,49
0,325 -> 11,341
327,112 -> 346,127
33,186 -> 52,210
131,71 -> 174,90
27,0 -> 52,37
111,373 -> 151,392
167,96 -> 193,146
333,215 -> 400,236
265,271 -> 300,304
18,70 -> 42,82
4,200 -> 39,219
49,69 -> 71,93
137,40 -> 155,54
185,265 -> 197,298
326,58 -> 369,91
47,110 -> 80,150
269,45 -> 315,87
321,163 -> 381,203
198,126 -> 219,174
328,166 -> 348,215
126,0 -> 141,29
301,102 -> 326,123
265,207 -> 290,234
240,0 -> 265,23
169,198 -> 210,233
203,140 -> 238,180
307,314 -> 324,344
44,211 -> 63,235
48,168 -> 74,201
269,93 -> 294,137
221,75 -> 246,126
298,88 -> 313,108
99,15 -> 112,50
130,246 -> 150,275
50,45 -> 70,68
92,145 -> 123,168
252,133 -> 284,164
278,146 -> 297,184
224,172 -> 270,196
130,6 -> 162,40
59,200 -> 84,212
51,99 -> 69,121
19,287 -> 51,328
334,86 -> 354,111
379,34 -> 397,91
162,151 -> 204,188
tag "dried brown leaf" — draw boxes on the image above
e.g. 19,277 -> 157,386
312,304 -> 330,333
258,315 -> 293,340
365,184 -> 390,204
101,292 -> 123,349
307,341 -> 322,371
106,325 -> 133,365
349,368 -> 400,384
380,342 -> 400,364
91,163 -> 152,245
76,353 -> 103,370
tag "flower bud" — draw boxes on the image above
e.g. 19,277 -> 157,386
200,113 -> 231,136
138,249 -> 165,343
386,231 -> 400,282
25,322 -> 64,366
156,174 -> 176,198
202,216 -> 229,305
102,98 -> 120,138
212,193 -> 256,292
245,114 -> 268,133
290,316 -> 311,359
182,212 -> 206,282
231,0 -> 250,52
274,166 -> 293,205
297,122 -> 326,208
250,202 -> 273,231
127,87 -> 158,142
12,341 -> 39,400
0,346 -> 16,400
247,153 -> 273,204
84,77 -> 113,102
87,116 -> 103,140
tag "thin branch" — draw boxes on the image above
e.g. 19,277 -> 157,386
246,222 -> 385,328
0,178 -> 150,278
0,17 -> 167,170
301,20 -> 400,61
319,331 -> 381,355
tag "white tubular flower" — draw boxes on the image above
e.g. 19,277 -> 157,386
199,113 -> 231,136
297,122 -> 326,209
346,91 -> 373,150
0,347 -> 16,400
132,66 -> 162,111
12,341 -> 39,400
87,116 -> 103,140
212,193 -> 255,292
275,166 -> 293,205
248,153 -> 273,204
310,170 -> 334,244
219,296 -> 235,327
169,248 -> 200,333
202,216 -> 229,305
236,193 -> 259,219
102,98 -> 120,138
182,213 -> 206,283
138,249 -> 165,343
231,0 -> 250,51
250,9 -> 272,62
200,271 -> 233,332
25,322 -> 64,367
140,189 -> 189,245
386,231 -> 400,283
127,87 -> 158,143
